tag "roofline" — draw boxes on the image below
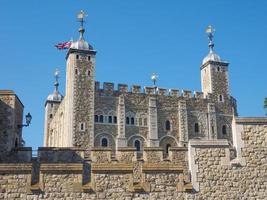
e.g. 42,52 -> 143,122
66,48 -> 97,60
0,90 -> 24,108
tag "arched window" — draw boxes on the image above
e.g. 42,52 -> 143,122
126,117 -> 130,124
108,116 -> 112,123
131,117 -> 135,125
165,120 -> 171,131
101,138 -> 108,147
166,144 -> 171,154
134,140 -> 141,152
194,123 -> 199,133
99,115 -> 104,123
50,114 -> 53,119
94,115 -> 99,122
222,125 -> 227,135
87,70 -> 90,76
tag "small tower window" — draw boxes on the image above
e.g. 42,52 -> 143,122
50,114 -> 53,119
80,122 -> 85,131
219,94 -> 224,102
131,117 -> 135,125
94,115 -> 99,122
165,120 -> 171,131
113,116 -> 117,124
87,70 -> 90,76
194,123 -> 199,133
99,115 -> 104,123
166,144 -> 171,154
134,140 -> 141,152
217,67 -> 220,72
108,116 -> 112,123
51,103 -> 53,108
126,117 -> 130,125
88,56 -> 91,61
222,125 -> 227,135
75,68 -> 78,75
76,55 -> 79,59
101,138 -> 108,147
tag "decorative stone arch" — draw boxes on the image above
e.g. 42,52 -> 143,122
94,132 -> 116,150
95,109 -> 104,115
128,134 -> 147,150
159,135 -> 178,157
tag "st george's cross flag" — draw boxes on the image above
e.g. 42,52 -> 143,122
55,41 -> 72,50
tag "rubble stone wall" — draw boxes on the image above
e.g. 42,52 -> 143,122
0,119 -> 266,199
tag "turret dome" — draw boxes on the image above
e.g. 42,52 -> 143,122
202,51 -> 221,64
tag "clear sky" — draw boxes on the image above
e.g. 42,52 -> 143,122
1,0 -> 267,150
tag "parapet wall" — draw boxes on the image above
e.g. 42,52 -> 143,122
0,117 -> 266,199
95,81 -> 205,99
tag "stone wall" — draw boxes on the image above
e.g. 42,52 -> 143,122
1,117 -> 266,199
0,90 -> 23,153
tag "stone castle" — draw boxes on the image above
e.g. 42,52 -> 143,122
0,11 -> 266,199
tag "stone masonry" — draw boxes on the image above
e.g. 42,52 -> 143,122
0,117 -> 266,199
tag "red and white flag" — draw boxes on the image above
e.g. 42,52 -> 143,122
55,41 -> 72,50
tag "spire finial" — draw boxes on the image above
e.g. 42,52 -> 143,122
151,73 -> 158,94
205,25 -> 215,53
77,10 -> 87,39
54,68 -> 60,93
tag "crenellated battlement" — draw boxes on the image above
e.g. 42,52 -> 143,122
95,81 -> 206,99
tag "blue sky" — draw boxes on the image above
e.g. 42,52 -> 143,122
1,0 -> 267,149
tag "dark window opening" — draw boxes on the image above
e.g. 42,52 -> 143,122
126,117 -> 130,124
108,116 -> 112,123
222,125 -> 227,135
76,55 -> 79,59
99,115 -> 104,123
113,116 -> 117,124
51,103 -> 53,108
50,114 -> 53,119
87,70 -> 90,76
217,67 -> 220,72
194,123 -> 199,133
166,144 -> 171,154
80,123 -> 84,131
131,117 -> 135,125
165,120 -> 171,131
219,95 -> 223,102
75,68 -> 78,75
88,56 -> 91,61
134,140 -> 141,151
101,138 -> 108,147
94,115 -> 99,122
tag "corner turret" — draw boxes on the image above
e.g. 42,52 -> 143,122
201,25 -> 230,102
43,69 -> 63,146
